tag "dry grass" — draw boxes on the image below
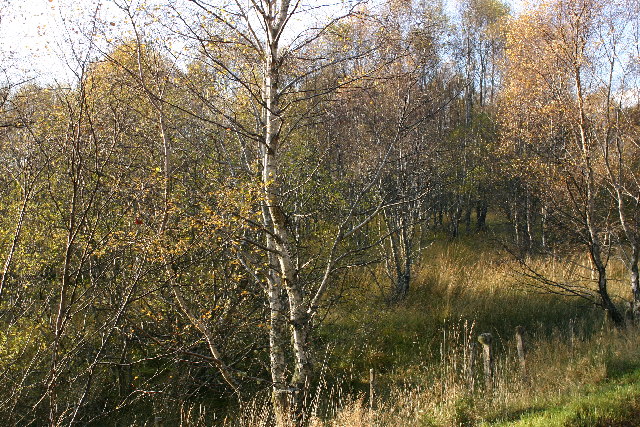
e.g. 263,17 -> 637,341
215,236 -> 640,426
307,323 -> 640,427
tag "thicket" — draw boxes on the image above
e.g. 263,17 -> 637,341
1,0 -> 639,425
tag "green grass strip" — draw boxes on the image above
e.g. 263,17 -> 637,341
486,369 -> 640,426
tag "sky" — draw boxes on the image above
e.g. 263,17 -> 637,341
1,0 -> 82,84
0,0 -> 526,86
0,0 -> 153,85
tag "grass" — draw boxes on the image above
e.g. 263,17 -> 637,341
319,235 -> 602,379
486,367 -> 640,426
305,231 -> 640,426
310,322 -> 640,427
214,226 -> 640,426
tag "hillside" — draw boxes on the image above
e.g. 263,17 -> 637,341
227,233 -> 640,426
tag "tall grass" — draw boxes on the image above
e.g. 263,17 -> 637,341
308,325 -> 640,426
204,235 -> 640,426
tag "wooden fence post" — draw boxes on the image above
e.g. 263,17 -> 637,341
515,326 -> 526,374
569,318 -> 576,355
369,368 -> 376,412
478,333 -> 493,390
466,341 -> 476,392
603,309 -> 610,332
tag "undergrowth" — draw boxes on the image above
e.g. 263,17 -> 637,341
215,234 -> 640,426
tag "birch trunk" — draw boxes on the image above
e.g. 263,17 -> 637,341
572,25 -> 623,326
261,2 -> 313,422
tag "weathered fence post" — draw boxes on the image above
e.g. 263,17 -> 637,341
603,309 -> 610,332
515,326 -> 526,373
369,368 -> 376,412
466,341 -> 476,392
478,333 -> 493,390
569,318 -> 576,355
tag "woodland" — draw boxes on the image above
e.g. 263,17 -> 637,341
1,0 -> 640,425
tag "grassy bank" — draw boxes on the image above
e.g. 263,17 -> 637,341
487,367 -> 640,426
305,235 -> 639,426
218,232 -> 638,426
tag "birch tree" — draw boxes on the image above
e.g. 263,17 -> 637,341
501,0 -> 628,324
135,1 -> 402,424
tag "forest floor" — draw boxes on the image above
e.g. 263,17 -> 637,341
299,226 -> 640,426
